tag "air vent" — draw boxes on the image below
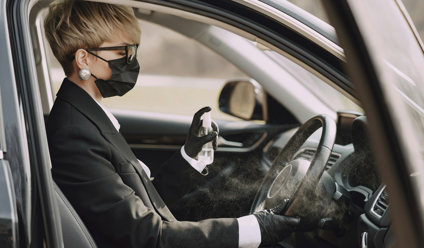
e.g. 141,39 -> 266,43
373,189 -> 389,217
294,149 -> 340,170
326,153 -> 340,170
296,149 -> 315,160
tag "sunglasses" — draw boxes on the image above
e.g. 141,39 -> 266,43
86,44 -> 139,64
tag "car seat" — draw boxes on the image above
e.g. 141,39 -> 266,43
54,183 -> 97,248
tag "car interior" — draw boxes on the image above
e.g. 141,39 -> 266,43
25,1 -> 392,247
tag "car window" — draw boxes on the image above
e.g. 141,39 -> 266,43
40,7 -> 357,124
45,19 -> 248,121
103,20 -> 250,121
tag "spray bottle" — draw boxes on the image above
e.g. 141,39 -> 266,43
198,111 -> 214,165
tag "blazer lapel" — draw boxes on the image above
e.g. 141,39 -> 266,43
56,78 -> 176,221
103,131 -> 176,221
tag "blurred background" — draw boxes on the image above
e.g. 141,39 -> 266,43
403,0 -> 424,38
47,0 -> 424,120
287,0 -> 424,41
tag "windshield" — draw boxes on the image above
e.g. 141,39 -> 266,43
286,0 -> 329,24
402,0 -> 424,42
265,50 -> 362,113
284,0 -> 424,45
260,0 -> 337,45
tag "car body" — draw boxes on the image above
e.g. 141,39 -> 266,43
0,0 -> 423,247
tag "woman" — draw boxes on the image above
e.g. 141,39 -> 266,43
44,0 -> 299,247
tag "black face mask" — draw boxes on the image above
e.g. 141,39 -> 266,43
90,55 -> 140,98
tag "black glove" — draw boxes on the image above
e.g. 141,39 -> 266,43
254,209 -> 300,246
184,106 -> 219,158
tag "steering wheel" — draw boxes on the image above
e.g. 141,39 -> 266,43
250,115 -> 336,220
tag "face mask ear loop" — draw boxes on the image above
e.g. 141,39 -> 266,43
85,49 -> 109,63
85,50 -> 106,81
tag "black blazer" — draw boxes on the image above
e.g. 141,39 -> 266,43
47,79 -> 238,248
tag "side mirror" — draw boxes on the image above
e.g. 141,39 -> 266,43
218,79 -> 267,121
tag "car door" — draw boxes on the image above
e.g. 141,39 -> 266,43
3,0 -> 66,247
0,114 -> 19,247
321,0 -> 424,247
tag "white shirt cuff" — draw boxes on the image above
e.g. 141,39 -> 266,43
237,215 -> 261,248
180,146 -> 207,173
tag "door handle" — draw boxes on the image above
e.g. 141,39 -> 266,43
217,136 -> 243,147
361,232 -> 368,248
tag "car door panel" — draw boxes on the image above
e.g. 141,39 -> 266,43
0,160 -> 18,248
114,110 -> 295,219
116,110 -> 292,163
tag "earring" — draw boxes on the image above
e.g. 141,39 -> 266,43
78,68 -> 91,80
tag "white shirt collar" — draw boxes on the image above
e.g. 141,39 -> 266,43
93,100 -> 121,131
92,100 -> 152,177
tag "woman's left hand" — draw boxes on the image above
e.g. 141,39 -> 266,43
184,106 -> 219,158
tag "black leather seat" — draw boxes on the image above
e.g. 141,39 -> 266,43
54,183 -> 97,248
46,111 -> 96,247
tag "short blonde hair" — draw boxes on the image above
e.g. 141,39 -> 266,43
44,0 -> 141,76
